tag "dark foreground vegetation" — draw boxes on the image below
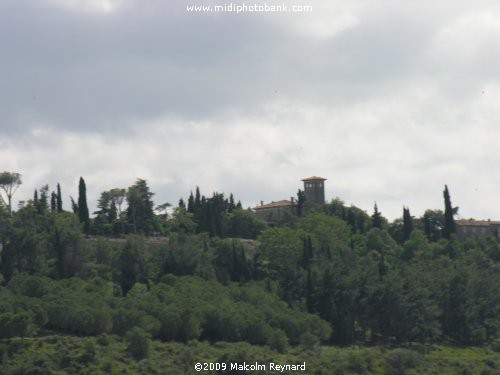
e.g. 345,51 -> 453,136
2,335 -> 500,374
1,173 -> 500,373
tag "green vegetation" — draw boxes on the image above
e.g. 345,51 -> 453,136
1,174 -> 499,372
1,337 -> 500,374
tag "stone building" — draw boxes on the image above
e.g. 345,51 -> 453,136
455,219 -> 500,240
302,176 -> 327,205
254,176 -> 327,225
253,199 -> 297,226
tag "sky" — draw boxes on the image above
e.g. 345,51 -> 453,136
1,0 -> 500,220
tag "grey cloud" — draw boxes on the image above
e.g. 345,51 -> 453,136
2,0 -> 500,220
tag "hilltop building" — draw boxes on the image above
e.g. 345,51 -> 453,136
455,219 -> 500,240
254,176 -> 327,225
253,199 -> 298,226
302,176 -> 327,204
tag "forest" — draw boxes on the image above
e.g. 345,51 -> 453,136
0,172 -> 500,374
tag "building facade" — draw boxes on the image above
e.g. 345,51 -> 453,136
455,219 -> 500,240
253,199 -> 297,226
302,176 -> 327,205
254,176 -> 327,225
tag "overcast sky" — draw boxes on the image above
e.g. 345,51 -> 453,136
2,0 -> 500,220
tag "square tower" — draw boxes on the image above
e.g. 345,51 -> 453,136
302,176 -> 327,204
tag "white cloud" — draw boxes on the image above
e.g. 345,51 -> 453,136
45,0 -> 130,13
2,1 -> 500,220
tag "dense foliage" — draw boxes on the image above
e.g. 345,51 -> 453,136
1,175 -> 500,372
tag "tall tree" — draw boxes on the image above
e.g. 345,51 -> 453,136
402,206 -> 413,242
443,185 -> 456,240
56,183 -> 63,212
195,187 -> 201,209
187,191 -> 195,213
372,203 -> 382,229
297,189 -> 305,217
50,192 -> 57,212
178,198 -> 186,209
78,177 -> 90,235
126,179 -> 156,235
228,193 -> 236,212
38,185 -> 49,214
0,172 -> 22,214
109,188 -> 126,216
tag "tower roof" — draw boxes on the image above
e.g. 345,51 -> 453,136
302,176 -> 327,181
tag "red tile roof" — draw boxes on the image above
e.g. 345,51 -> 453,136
301,176 -> 327,181
456,219 -> 500,226
254,199 -> 297,210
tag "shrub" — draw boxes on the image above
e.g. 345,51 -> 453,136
125,327 -> 151,360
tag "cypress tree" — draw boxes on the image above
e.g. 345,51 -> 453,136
443,185 -> 456,239
39,185 -> 49,214
178,198 -> 186,209
372,203 -> 382,229
187,191 -> 195,213
347,209 -> 356,232
297,189 -> 305,217
70,197 -> 78,214
228,193 -> 235,212
403,206 -> 413,242
50,192 -> 57,212
195,187 -> 201,209
56,183 -> 63,212
78,177 -> 90,234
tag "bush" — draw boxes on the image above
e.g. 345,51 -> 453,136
125,327 -> 151,360
384,349 -> 423,375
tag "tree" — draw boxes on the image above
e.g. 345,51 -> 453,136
187,191 -> 195,213
38,185 -> 49,214
56,183 -> 63,212
372,203 -> 382,229
0,172 -> 22,214
443,185 -> 456,240
126,179 -> 156,235
156,202 -> 172,218
422,209 -> 443,242
297,189 -> 305,217
78,177 -> 90,235
50,192 -> 57,211
125,327 -> 151,360
178,198 -> 186,209
156,202 -> 172,232
119,236 -> 147,295
402,207 -> 413,242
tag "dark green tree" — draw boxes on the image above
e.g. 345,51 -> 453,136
50,192 -> 57,212
195,186 -> 201,209
443,185 -> 456,239
56,183 -> 63,212
297,189 -> 305,217
187,191 -> 195,213
372,203 -> 382,229
119,236 -> 147,295
126,179 -> 156,235
78,177 -> 90,235
403,206 -> 413,242
178,198 -> 186,209
39,185 -> 49,214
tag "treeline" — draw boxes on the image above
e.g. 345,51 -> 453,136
0,174 -> 266,240
1,172 -> 500,351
